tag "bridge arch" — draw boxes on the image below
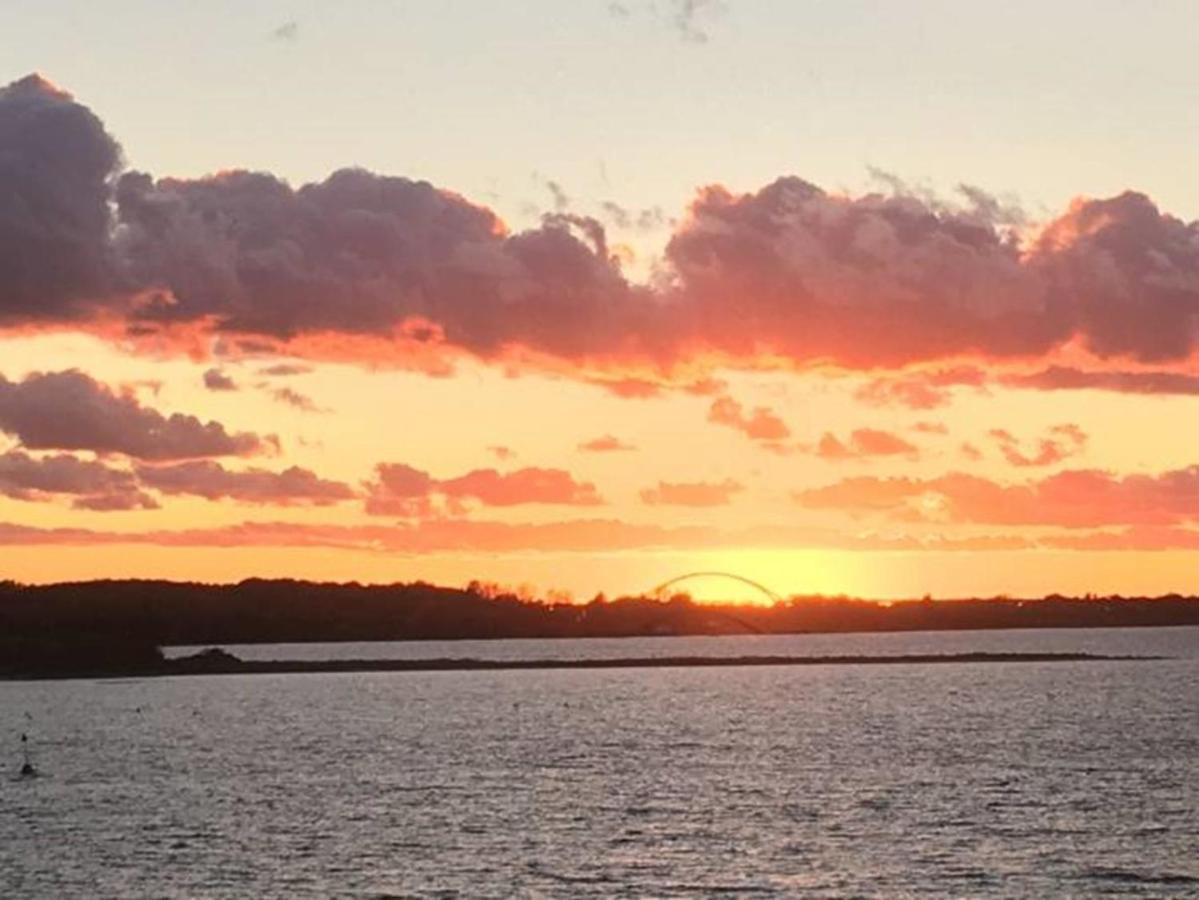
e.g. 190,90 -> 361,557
650,571 -> 783,604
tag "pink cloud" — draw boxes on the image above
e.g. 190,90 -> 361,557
1003,366 -> 1199,396
202,368 -> 237,391
0,450 -> 156,511
796,466 -> 1199,528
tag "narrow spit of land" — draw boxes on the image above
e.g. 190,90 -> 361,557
5,649 -> 1164,681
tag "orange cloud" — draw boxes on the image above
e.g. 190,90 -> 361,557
364,464 -> 603,516
578,435 -> 637,452
989,424 -> 1087,467
810,428 -> 918,461
707,395 -> 790,441
640,479 -> 744,507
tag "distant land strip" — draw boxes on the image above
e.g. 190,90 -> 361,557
3,649 -> 1165,681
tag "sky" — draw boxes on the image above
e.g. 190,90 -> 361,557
3,1 -> 1199,600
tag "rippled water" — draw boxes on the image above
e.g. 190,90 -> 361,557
5,628 -> 1198,897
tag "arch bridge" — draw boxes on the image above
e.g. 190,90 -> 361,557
650,571 -> 783,605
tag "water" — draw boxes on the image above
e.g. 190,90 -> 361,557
4,629 -> 1198,897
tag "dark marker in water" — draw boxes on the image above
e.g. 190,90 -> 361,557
19,732 -> 38,778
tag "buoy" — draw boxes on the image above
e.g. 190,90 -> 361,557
18,732 -> 38,778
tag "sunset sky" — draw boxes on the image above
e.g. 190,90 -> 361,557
4,1 -> 1199,600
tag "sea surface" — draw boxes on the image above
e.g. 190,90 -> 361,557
4,627 -> 1198,897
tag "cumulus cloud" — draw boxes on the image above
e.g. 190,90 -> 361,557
578,434 -> 636,452
135,460 -> 354,505
796,466 -> 1199,528
809,428 -> 918,461
0,370 -> 270,460
0,75 -> 122,325
707,394 -> 790,441
0,450 -> 156,510
364,463 -> 603,516
639,478 -> 743,506
9,74 -> 1199,387
989,424 -> 1087,467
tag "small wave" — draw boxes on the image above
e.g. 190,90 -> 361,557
1082,867 -> 1199,885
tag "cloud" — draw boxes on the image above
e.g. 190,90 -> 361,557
440,467 -> 602,507
0,515 -> 1042,554
1041,525 -> 1199,551
269,386 -> 326,413
912,421 -> 948,435
796,466 -> 1199,528
0,450 -> 156,510
113,165 -> 640,364
258,363 -> 314,377
959,442 -> 983,461
707,394 -> 790,441
0,75 -> 122,326
810,428 -> 918,461
600,201 -> 667,232
640,478 -> 743,506
578,434 -> 636,452
487,445 -> 515,460
1003,366 -> 1199,396
203,368 -> 237,391
135,460 -> 354,505
854,367 -> 987,410
672,0 -> 723,43
989,424 -> 1087,467
364,463 -> 603,515
271,21 -> 299,41
0,370 -> 271,460
9,75 -> 1199,385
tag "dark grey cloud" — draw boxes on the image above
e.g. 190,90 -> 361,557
0,75 -> 122,324
5,74 -> 1199,382
135,460 -> 354,505
0,370 -> 271,460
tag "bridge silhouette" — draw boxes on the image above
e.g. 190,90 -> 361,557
650,571 -> 783,604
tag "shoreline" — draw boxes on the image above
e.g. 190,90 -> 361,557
2,651 -> 1164,682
